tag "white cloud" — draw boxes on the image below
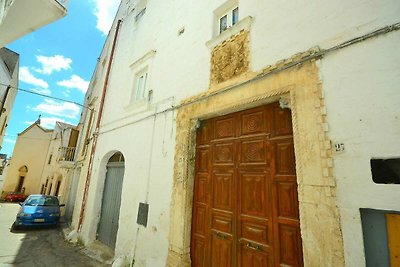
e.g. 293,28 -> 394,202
31,88 -> 51,96
92,0 -> 119,35
62,89 -> 71,98
19,67 -> 48,88
32,99 -> 80,119
57,75 -> 89,93
26,117 -> 73,129
34,55 -> 72,75
3,138 -> 15,144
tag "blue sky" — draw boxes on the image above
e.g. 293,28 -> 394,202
1,0 -> 120,156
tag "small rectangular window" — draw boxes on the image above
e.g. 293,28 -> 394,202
134,0 -> 147,21
232,7 -> 239,25
137,202 -> 149,227
134,72 -> 148,101
218,6 -> 239,34
135,7 -> 146,21
219,15 -> 228,33
48,154 -> 53,164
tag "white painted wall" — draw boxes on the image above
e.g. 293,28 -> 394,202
74,0 -> 400,265
101,0 -> 400,128
321,31 -> 400,266
81,111 -> 175,265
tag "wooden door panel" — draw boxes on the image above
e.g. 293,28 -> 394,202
240,244 -> 270,267
195,174 -> 208,203
272,105 -> 293,137
276,181 -> 300,220
212,172 -> 234,211
278,225 -> 302,267
191,103 -> 303,267
240,220 -> 269,245
197,149 -> 210,173
211,235 -> 233,267
275,141 -> 296,175
197,120 -> 212,145
212,213 -> 233,234
193,205 -> 207,236
192,238 -> 206,267
240,139 -> 267,165
271,136 -> 303,266
240,109 -> 265,136
213,142 -> 235,165
214,116 -> 236,139
239,173 -> 268,218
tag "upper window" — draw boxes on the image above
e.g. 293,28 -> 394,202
132,69 -> 148,102
131,0 -> 147,22
135,7 -> 146,21
219,7 -> 239,33
127,50 -> 156,109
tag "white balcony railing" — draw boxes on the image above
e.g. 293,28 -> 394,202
58,147 -> 75,162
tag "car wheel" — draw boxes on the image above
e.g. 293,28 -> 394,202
11,222 -> 20,231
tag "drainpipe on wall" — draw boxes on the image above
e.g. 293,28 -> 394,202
77,19 -> 122,231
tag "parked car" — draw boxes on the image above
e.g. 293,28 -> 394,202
5,192 -> 27,202
13,194 -> 65,229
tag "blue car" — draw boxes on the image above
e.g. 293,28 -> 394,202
14,194 -> 65,228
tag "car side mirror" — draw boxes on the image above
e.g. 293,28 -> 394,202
59,204 -> 65,207
19,202 -> 23,206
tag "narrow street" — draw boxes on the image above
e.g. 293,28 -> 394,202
0,202 -> 109,267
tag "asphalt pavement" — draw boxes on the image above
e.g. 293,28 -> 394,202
0,202 -> 110,267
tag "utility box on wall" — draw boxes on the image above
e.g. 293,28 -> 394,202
137,202 -> 149,227
361,209 -> 400,267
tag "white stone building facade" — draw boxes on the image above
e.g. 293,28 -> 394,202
67,1 -> 400,266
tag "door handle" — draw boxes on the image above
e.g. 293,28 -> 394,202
246,242 -> 263,251
214,231 -> 228,240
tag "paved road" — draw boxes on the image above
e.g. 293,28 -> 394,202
0,202 -> 109,267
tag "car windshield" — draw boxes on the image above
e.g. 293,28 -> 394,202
25,196 -> 59,206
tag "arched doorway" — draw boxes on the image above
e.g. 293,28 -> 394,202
97,152 -> 125,249
16,166 -> 28,192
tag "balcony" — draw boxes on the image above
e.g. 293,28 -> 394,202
0,0 -> 69,47
58,146 -> 75,162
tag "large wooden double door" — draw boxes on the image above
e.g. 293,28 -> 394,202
191,103 -> 303,267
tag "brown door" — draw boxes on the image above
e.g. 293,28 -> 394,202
191,103 -> 303,267
16,176 -> 25,192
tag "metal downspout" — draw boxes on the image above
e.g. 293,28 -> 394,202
77,19 -> 122,231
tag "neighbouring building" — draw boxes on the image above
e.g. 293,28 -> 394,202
1,120 -> 79,203
1,119 -> 52,197
38,121 -> 79,207
66,1 -> 400,266
0,0 -> 69,157
0,153 -> 7,190
0,47 -> 18,151
0,0 -> 69,48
